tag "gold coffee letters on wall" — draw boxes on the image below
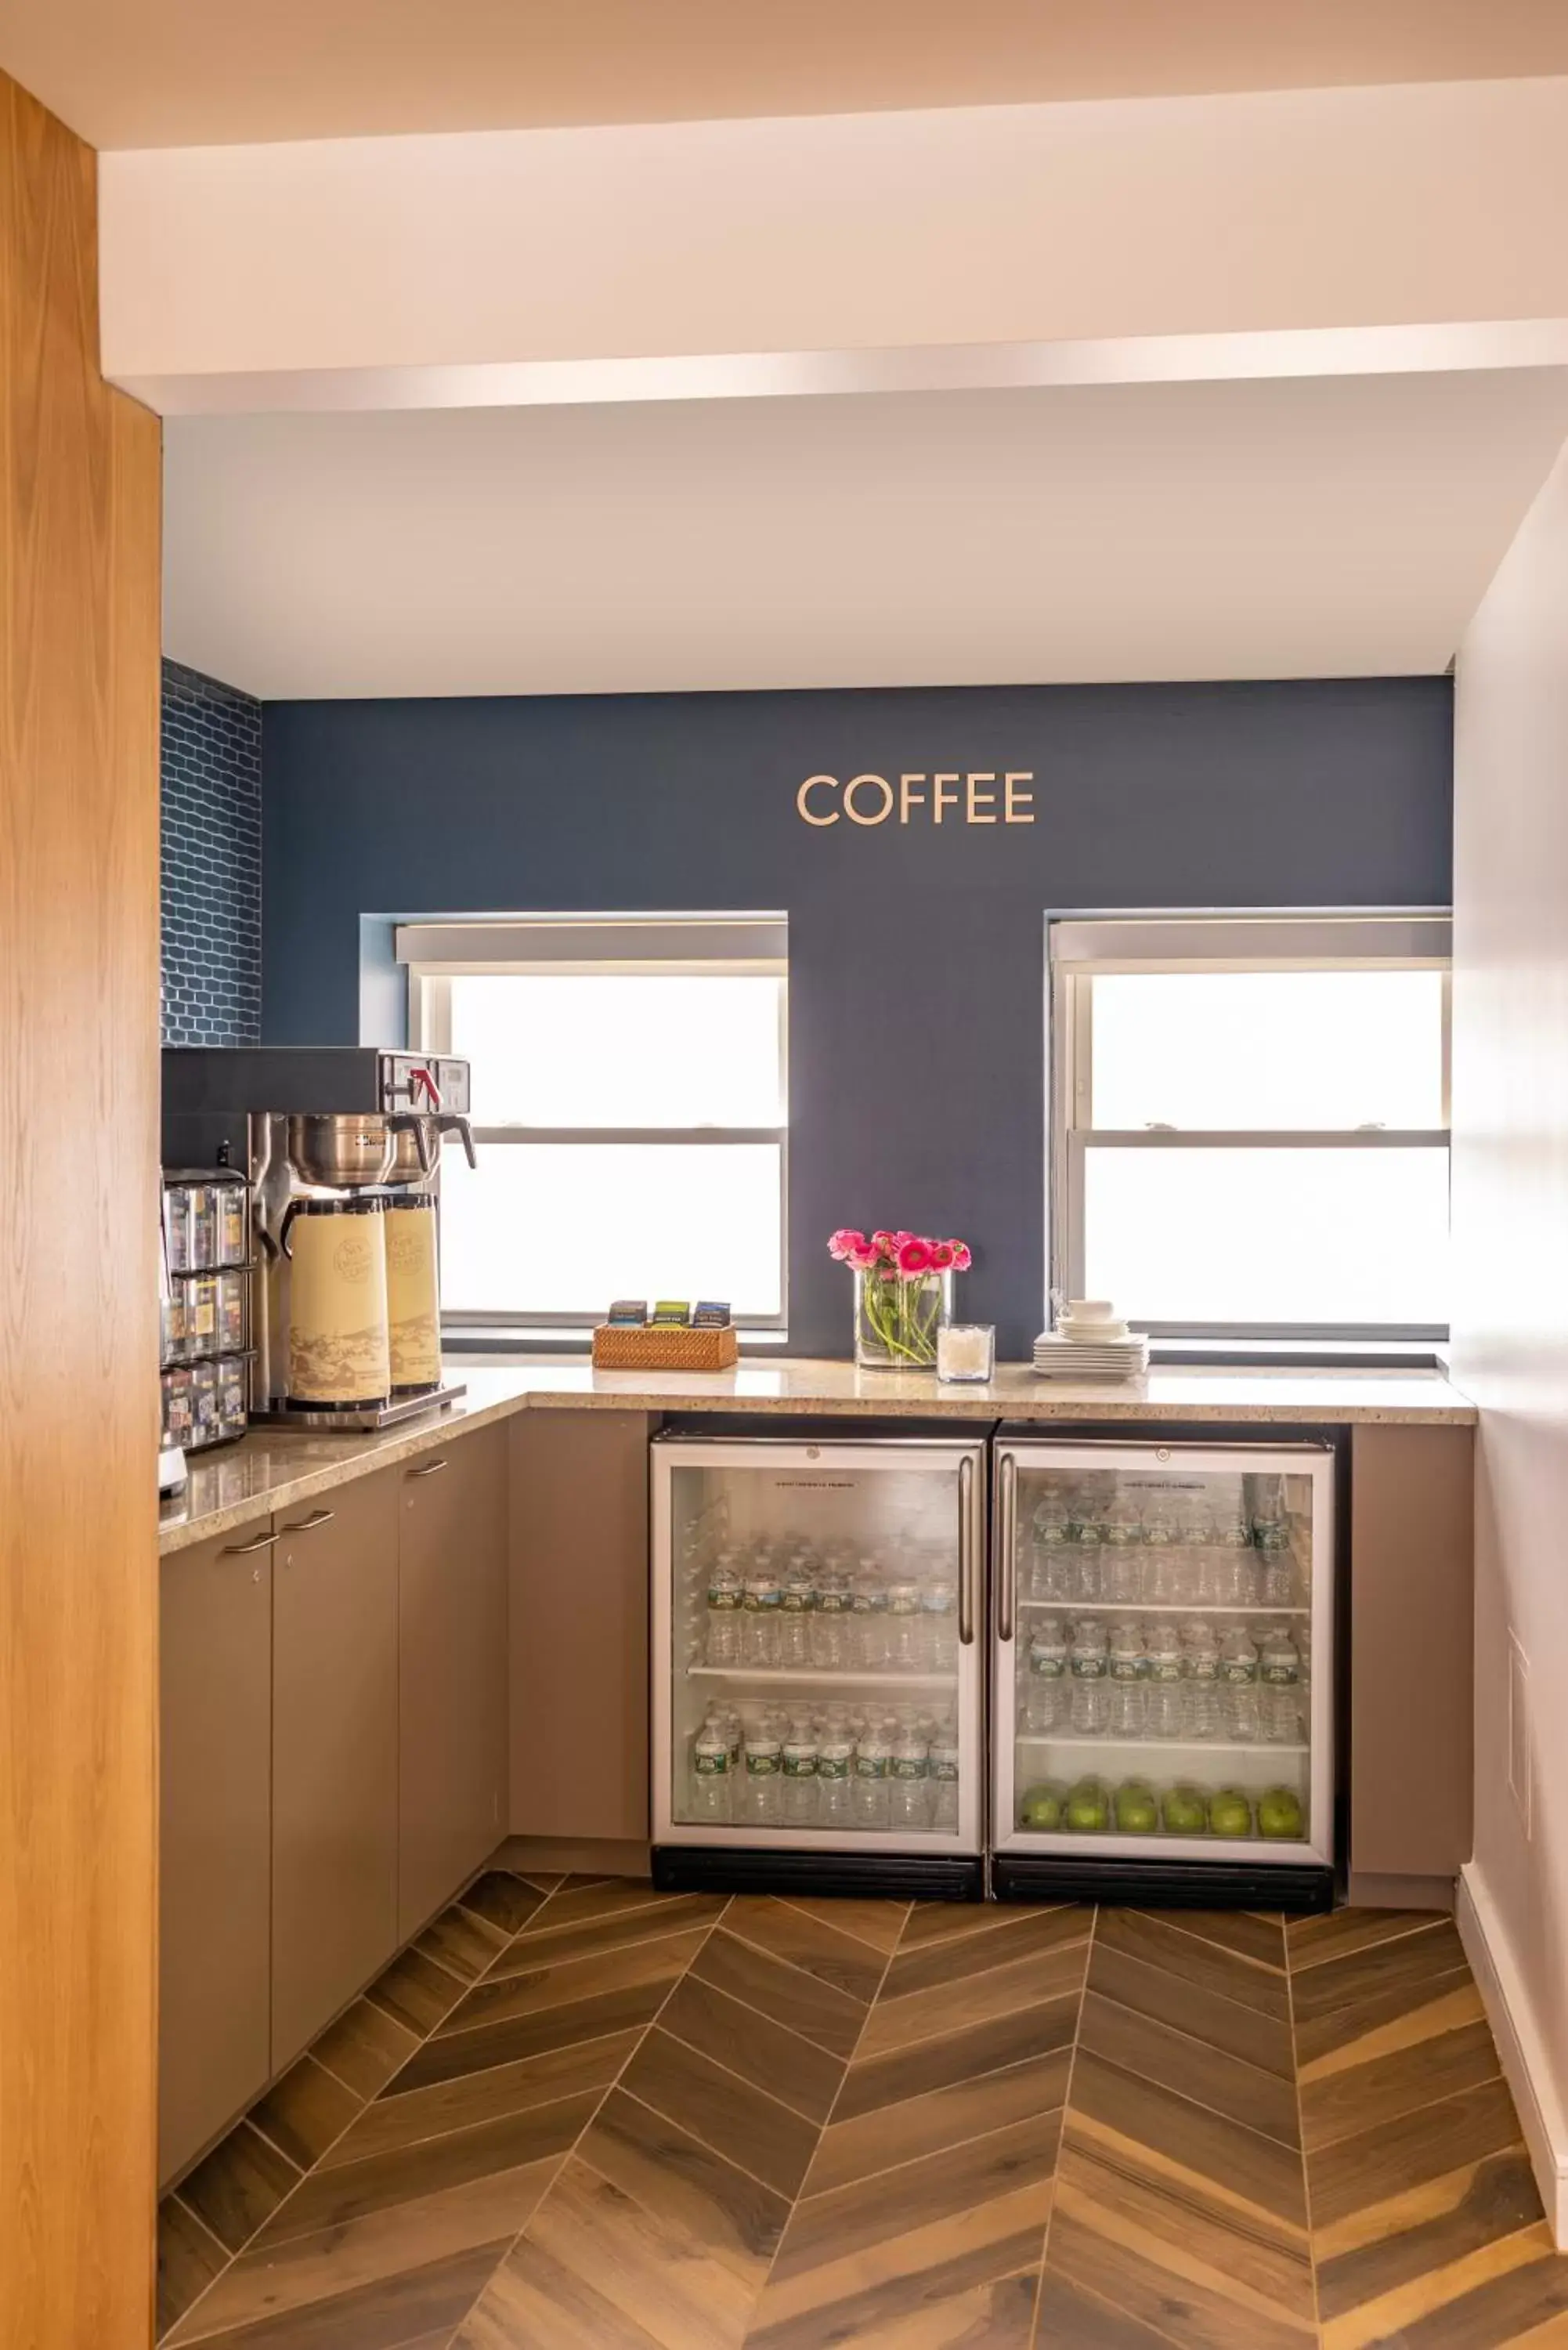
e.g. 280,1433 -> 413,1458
797,772 -> 1035,826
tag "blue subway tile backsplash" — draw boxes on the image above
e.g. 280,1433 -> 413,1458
160,659 -> 262,1046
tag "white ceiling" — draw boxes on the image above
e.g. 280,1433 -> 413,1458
6,0 -> 1566,147
162,370 -> 1568,700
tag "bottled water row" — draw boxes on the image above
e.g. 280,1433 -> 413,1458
688,1702 -> 960,1834
1028,1482 -> 1297,1610
1021,1614 -> 1308,1744
702,1544 -> 959,1674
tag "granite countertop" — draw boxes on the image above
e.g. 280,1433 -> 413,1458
159,1357 -> 1476,1557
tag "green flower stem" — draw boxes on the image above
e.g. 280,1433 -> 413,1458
856,1270 -> 948,1367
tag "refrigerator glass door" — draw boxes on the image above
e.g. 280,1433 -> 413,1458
994,1441 -> 1333,1867
652,1439 -> 985,1854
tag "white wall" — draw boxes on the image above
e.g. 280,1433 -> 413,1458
161,371 -> 1568,697
1452,432 -> 1568,2232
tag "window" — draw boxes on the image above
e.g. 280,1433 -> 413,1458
1050,915 -> 1451,1342
401,918 -> 787,1331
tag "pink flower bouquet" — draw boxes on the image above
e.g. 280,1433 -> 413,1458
828,1227 -> 972,1368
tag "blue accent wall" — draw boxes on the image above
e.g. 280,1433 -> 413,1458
161,660 -> 263,1046
262,678 -> 1454,1354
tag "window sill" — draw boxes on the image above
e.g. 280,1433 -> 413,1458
443,1325 -> 790,1355
1150,1336 -> 1447,1369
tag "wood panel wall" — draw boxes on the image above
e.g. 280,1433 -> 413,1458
0,70 -> 161,2350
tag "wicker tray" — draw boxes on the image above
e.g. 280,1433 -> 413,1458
591,1322 -> 739,1372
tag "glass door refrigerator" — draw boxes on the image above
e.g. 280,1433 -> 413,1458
651,1432 -> 987,1900
992,1433 -> 1335,1912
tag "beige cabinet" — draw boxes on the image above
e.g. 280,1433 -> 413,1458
510,1409 -> 652,1842
1349,1423 -> 1475,1901
159,1520 -> 275,2186
397,1426 -> 508,1939
271,1470 -> 400,2070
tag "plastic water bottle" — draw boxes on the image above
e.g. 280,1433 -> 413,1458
1183,1623 -> 1223,1739
1159,1499 -> 1203,1602
1219,1629 -> 1261,1742
858,1559 -> 892,1668
1101,1493 -> 1145,1604
689,1714 -> 732,1823
1073,1504 -> 1106,1603
928,1720 -> 960,1835
1259,1630 -> 1302,1742
812,1567 -> 851,1669
886,1580 -> 923,1670
847,1570 -> 873,1669
1144,1628 -> 1186,1737
1024,1616 -> 1069,1733
817,1712 -> 855,1826
921,1576 -> 958,1672
1141,1499 -> 1178,1552
1255,1494 -> 1295,1606
782,1716 -> 819,1826
738,1725 -> 783,1827
705,1554 -> 743,1668
1031,1494 -> 1077,1602
1068,1618 -> 1110,1735
742,1564 -> 782,1668
778,1561 -> 815,1668
1106,1625 -> 1147,1737
1210,1507 -> 1253,1607
852,1718 -> 892,1830
888,1717 -> 930,1832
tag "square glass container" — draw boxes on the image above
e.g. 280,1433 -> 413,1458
937,1323 -> 995,1383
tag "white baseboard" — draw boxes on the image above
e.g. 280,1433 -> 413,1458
1458,1863 -> 1568,2248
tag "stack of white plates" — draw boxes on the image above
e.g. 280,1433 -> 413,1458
1031,1314 -> 1150,1379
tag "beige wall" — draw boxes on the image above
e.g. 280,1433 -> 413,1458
1452,432 -> 1568,2189
15,0 -> 1568,149
100,77 -> 1568,411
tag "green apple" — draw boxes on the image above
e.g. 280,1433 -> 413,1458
1114,1780 -> 1159,1835
1064,1778 -> 1110,1832
1162,1784 -> 1209,1836
1257,1786 -> 1304,1840
1020,1784 -> 1064,1832
1209,1788 -> 1253,1838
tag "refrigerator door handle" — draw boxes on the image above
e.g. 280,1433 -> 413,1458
958,1455 -> 976,1646
995,1448 -> 1018,1643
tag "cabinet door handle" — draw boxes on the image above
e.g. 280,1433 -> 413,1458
284,1508 -> 336,1534
995,1450 -> 1018,1644
410,1457 -> 449,1479
957,1456 -> 977,1647
220,1530 -> 278,1556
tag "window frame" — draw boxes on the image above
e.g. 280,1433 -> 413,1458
402,916 -> 789,1334
1047,913 -> 1453,1345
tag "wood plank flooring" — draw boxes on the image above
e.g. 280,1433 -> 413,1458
156,1876 -> 1568,2348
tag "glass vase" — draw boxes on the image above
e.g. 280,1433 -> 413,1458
854,1267 -> 953,1370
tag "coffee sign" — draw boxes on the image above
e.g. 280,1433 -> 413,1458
797,772 -> 1035,826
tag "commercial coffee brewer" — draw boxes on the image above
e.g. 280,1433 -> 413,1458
161,1047 -> 475,1429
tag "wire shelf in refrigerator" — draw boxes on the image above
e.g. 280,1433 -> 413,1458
993,1833 -> 1321,1871
685,1665 -> 955,1688
1016,1734 -> 1307,1755
1017,1599 -> 1307,1618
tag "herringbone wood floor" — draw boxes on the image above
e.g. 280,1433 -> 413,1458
157,1875 -> 1568,2348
